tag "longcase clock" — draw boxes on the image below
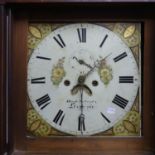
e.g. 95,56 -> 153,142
0,1 -> 155,155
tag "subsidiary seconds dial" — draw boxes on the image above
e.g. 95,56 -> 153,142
27,23 -> 140,136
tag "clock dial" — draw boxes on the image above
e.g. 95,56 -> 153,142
27,23 -> 140,136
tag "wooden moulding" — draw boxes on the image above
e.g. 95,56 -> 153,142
4,2 -> 155,155
0,5 -> 7,155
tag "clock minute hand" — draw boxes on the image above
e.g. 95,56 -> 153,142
84,53 -> 112,79
72,53 -> 112,95
102,53 -> 112,61
73,53 -> 112,81
84,64 -> 97,79
98,53 -> 112,65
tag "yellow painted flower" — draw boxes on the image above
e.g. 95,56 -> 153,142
52,67 -> 65,78
51,67 -> 65,86
100,68 -> 109,77
51,76 -> 61,85
99,66 -> 113,85
101,76 -> 110,85
51,57 -> 66,86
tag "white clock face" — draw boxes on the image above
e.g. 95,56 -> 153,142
27,23 -> 140,136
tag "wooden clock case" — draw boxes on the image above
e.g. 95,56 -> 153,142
0,1 -> 155,155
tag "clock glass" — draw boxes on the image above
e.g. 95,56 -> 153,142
27,23 -> 141,137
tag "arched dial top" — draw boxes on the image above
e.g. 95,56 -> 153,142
27,23 -> 140,136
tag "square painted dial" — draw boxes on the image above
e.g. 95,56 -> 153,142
27,23 -> 141,136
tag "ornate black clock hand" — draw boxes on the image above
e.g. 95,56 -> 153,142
73,53 -> 112,70
73,56 -> 93,69
78,88 -> 85,134
98,53 -> 112,66
84,64 -> 97,78
71,53 -> 112,96
102,53 -> 112,61
83,53 -> 112,79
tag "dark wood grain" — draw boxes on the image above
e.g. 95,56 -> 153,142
0,5 -> 7,155
143,20 -> 155,152
5,2 -> 155,155
5,3 -> 155,22
9,12 -> 27,154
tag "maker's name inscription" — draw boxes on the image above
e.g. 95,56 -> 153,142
67,99 -> 97,110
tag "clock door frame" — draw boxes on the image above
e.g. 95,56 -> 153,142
5,2 -> 155,155
0,5 -> 7,155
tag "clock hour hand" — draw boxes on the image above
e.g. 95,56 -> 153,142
73,56 -> 93,69
71,53 -> 112,96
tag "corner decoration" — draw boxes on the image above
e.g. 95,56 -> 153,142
27,23 -> 141,137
